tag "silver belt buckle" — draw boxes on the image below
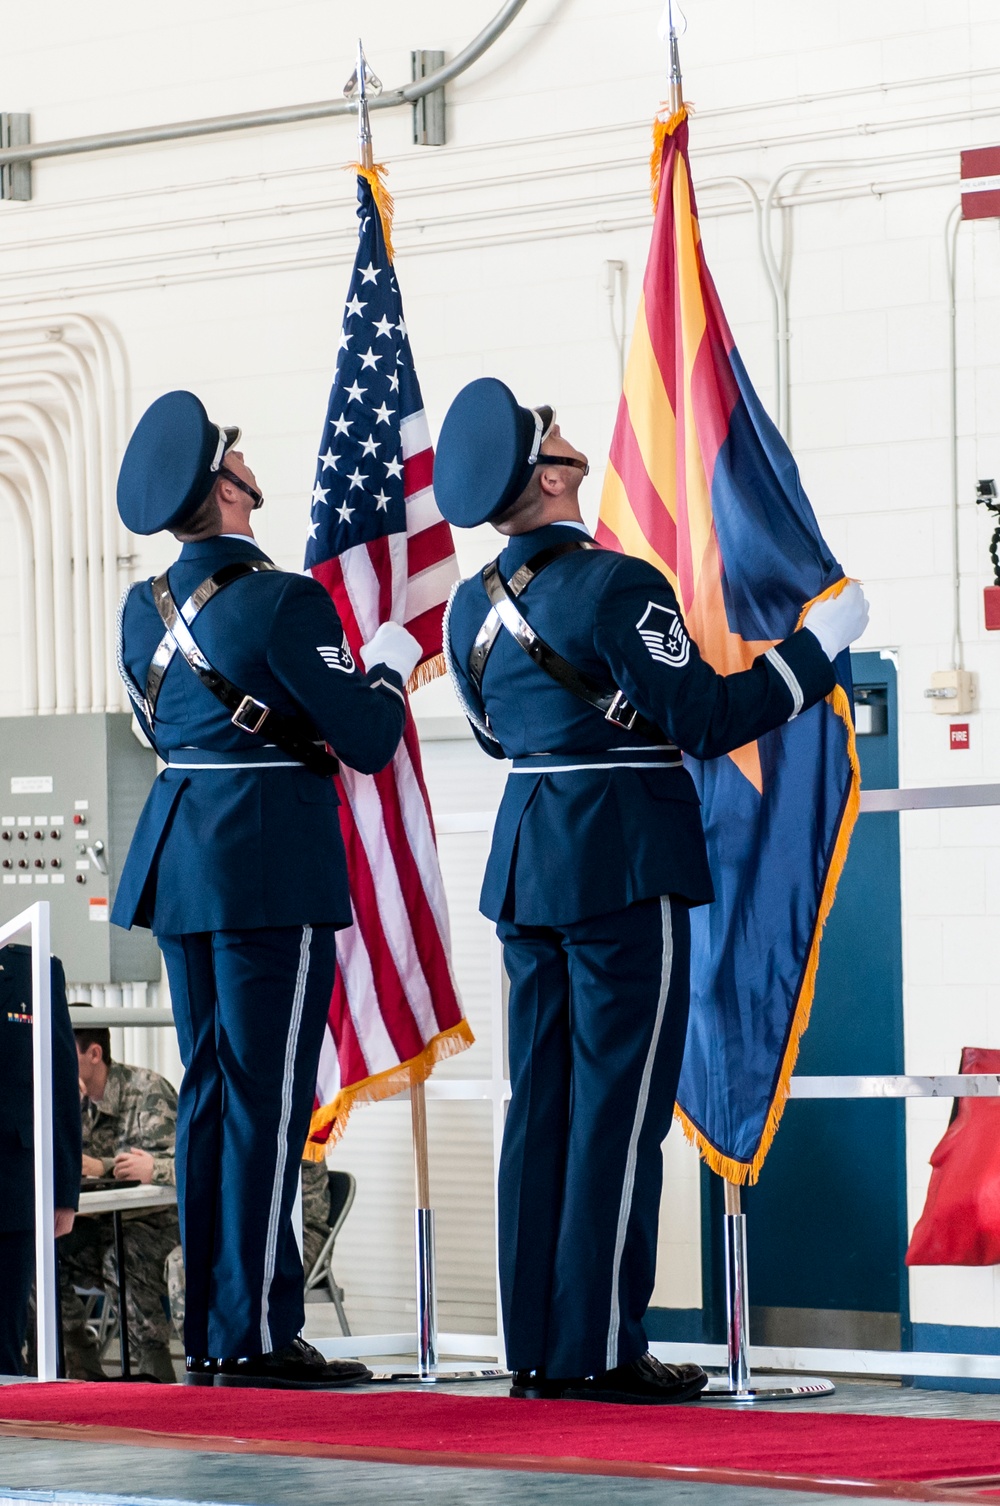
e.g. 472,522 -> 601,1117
231,695 -> 270,735
605,690 -> 639,731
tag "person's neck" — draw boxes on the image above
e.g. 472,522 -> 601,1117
497,500 -> 584,537
210,524 -> 256,540
89,1061 -> 109,1101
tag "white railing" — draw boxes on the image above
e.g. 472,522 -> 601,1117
2,901 -> 57,1381
47,781 -> 1000,1377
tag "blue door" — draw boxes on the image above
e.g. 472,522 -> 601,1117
741,651 -> 907,1348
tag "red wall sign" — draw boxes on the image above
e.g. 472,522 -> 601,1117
961,146 -> 1000,220
950,723 -> 970,751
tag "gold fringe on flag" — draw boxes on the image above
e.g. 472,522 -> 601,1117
673,577 -> 863,1186
347,162 -> 396,263
407,651 -> 447,694
650,103 -> 689,209
302,1017 -> 475,1161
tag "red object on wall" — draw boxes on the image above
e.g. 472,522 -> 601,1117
906,1048 -> 1000,1266
950,724 -> 970,751
961,146 -> 1000,219
985,586 -> 1000,630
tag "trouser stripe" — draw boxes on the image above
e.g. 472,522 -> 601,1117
259,924 -> 312,1351
605,896 -> 673,1371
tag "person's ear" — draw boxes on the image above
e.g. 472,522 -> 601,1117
538,466 -> 566,498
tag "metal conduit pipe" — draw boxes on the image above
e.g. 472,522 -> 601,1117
0,315 -> 135,710
0,402 -> 73,710
0,0 -> 529,170
0,437 -> 55,711
946,203 -> 965,673
760,151 -> 961,438
0,474 -> 38,712
0,369 -> 91,707
41,314 -> 130,708
0,339 -> 106,707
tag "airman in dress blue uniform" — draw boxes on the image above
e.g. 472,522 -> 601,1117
435,377 -> 868,1404
113,391 -> 421,1388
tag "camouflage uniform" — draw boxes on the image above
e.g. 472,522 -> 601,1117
165,1160 -> 330,1338
60,1062 -> 180,1382
301,1160 -> 331,1278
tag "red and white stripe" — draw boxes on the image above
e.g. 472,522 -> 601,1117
309,412 -> 464,1135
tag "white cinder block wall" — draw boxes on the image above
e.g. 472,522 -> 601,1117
4,0 -> 1000,1341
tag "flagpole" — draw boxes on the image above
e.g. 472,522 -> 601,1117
341,47 -> 499,1385
354,37 -> 375,172
651,5 -> 833,1405
346,40 -> 439,1381
666,0 -> 683,115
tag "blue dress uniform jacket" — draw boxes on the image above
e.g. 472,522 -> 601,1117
0,946 -> 81,1375
113,533 -> 407,1360
113,535 -> 406,934
446,521 -> 838,1380
446,522 -> 836,926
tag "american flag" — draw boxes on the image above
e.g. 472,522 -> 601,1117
304,170 -> 471,1153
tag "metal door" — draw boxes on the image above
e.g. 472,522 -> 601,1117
742,651 -> 906,1350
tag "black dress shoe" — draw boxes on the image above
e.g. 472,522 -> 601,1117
509,1368 -> 573,1399
216,1337 -> 373,1390
562,1353 -> 708,1405
184,1356 -> 219,1387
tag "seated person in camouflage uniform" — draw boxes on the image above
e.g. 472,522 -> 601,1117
61,1021 -> 181,1382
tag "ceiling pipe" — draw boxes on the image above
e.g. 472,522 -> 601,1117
0,0 -> 529,170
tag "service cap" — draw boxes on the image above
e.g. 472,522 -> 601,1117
433,377 -> 554,529
117,390 -> 240,536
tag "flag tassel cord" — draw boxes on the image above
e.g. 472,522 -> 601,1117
674,580 -> 863,1187
304,1018 -> 475,1159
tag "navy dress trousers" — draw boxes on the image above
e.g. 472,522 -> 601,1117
446,521 -> 836,1377
114,534 -> 406,1359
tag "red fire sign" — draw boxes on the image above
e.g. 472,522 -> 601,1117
961,146 -> 1000,220
950,723 -> 970,751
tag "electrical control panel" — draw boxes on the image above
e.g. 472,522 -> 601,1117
0,713 -> 159,984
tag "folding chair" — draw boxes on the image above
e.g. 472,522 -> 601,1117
302,1170 -> 356,1336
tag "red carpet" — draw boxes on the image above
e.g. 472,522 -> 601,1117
3,1384 -> 1000,1499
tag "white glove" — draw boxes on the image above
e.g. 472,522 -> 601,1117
360,621 -> 422,682
801,582 -> 869,662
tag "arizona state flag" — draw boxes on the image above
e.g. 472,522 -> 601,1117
597,107 -> 860,1184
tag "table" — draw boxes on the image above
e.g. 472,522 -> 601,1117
77,1184 -> 178,1380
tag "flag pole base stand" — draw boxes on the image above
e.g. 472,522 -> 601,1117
700,1373 -> 835,1404
706,1180 -> 834,1405
369,1200 -> 509,1383
368,1367 -> 509,1385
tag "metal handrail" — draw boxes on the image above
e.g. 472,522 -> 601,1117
0,901 -> 57,1381
0,0 -> 529,169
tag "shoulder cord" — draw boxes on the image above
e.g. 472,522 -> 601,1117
442,579 -> 502,748
116,582 -> 151,720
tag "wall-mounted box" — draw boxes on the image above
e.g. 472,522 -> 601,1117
0,713 -> 159,984
923,669 -> 977,716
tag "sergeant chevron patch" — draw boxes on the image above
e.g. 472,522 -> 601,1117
317,642 -> 356,673
636,601 -> 690,668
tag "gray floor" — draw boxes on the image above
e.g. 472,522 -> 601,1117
3,1376 -> 1000,1505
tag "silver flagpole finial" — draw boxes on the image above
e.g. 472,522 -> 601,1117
658,1 -> 686,114
343,37 -> 382,170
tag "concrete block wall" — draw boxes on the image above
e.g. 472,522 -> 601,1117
4,0 -> 1000,1340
